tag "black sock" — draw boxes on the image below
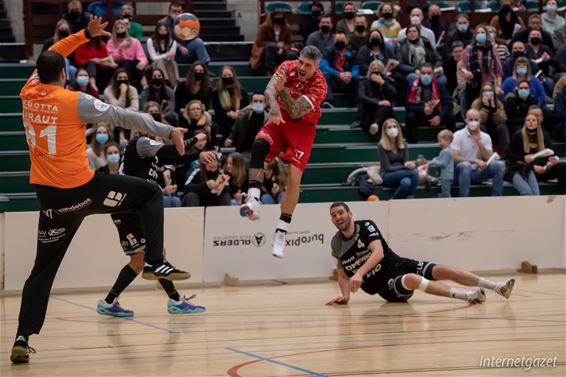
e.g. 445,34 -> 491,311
105,265 -> 138,304
158,279 -> 180,301
15,334 -> 29,343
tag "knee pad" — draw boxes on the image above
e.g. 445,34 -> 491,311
249,139 -> 270,169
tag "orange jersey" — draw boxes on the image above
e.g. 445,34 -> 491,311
20,30 -> 93,188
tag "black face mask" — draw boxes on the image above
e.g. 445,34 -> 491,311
58,29 -> 70,38
501,5 -> 511,14
158,33 -> 168,39
311,10 -> 322,18
150,113 -> 161,122
193,72 -> 205,81
530,37 -> 542,45
151,78 -> 164,87
69,10 -> 81,19
513,51 -> 525,58
382,12 -> 393,20
116,79 -> 129,86
355,25 -> 366,33
320,25 -> 331,34
344,11 -> 355,20
370,38 -> 381,47
122,14 -> 132,20
222,77 -> 234,86
335,41 -> 346,50
431,15 -> 441,25
116,32 -> 127,39
273,17 -> 285,25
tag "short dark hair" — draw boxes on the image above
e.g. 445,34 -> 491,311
330,201 -> 350,212
169,1 -> 182,10
421,62 -> 434,70
251,91 -> 265,98
311,1 -> 324,11
37,51 -> 66,84
300,45 -> 322,61
451,41 -> 464,50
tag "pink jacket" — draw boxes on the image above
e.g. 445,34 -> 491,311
107,37 -> 147,64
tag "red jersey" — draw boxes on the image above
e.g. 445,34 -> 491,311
275,60 -> 327,126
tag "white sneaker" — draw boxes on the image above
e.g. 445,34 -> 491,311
467,288 -> 486,304
369,123 -> 379,135
239,196 -> 261,220
494,278 -> 515,299
272,230 -> 286,258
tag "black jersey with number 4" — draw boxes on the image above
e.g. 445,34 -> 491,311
331,220 -> 403,294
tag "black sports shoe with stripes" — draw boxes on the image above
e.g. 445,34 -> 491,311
10,336 -> 35,363
142,261 -> 191,281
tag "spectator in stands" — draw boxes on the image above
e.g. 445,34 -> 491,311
160,166 -> 181,208
41,19 -> 76,86
405,63 -> 454,144
487,25 -> 510,62
75,36 -> 116,92
320,33 -> 359,106
471,83 -> 510,154
505,112 -> 545,196
553,24 -> 566,49
140,68 -> 177,126
459,24 -> 503,115
371,2 -> 401,46
489,0 -> 524,44
503,41 -> 538,79
398,7 -> 436,49
505,80 -> 540,135
107,19 -> 148,89
63,0 -> 91,33
452,109 -> 506,197
301,1 -> 324,42
542,0 -> 566,36
512,14 -> 555,52
161,1 -> 183,30
336,2 -> 357,39
503,57 -> 546,107
357,60 -> 397,136
378,118 -> 418,200
444,41 -> 465,96
355,29 -> 392,77
306,16 -> 335,56
554,77 -> 566,141
555,43 -> 566,81
87,123 -> 112,170
223,152 -> 248,206
422,4 -> 449,44
442,14 -> 473,59
175,62 -> 212,113
526,29 -> 555,96
349,15 -> 369,52
224,92 -> 267,158
249,10 -> 296,74
183,154 -> 231,207
120,3 -> 142,41
179,99 -> 217,149
97,142 -> 121,175
147,21 -> 179,87
72,67 -> 99,98
104,69 -> 139,144
212,66 -> 249,142
261,158 -> 287,204
429,129 -> 454,198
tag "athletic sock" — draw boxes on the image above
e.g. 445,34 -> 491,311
276,212 -> 292,234
159,279 -> 180,301
15,335 -> 28,343
247,187 -> 261,201
105,265 -> 138,304
478,277 -> 497,290
449,288 -> 468,301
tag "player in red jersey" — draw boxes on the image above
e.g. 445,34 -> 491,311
240,46 -> 327,258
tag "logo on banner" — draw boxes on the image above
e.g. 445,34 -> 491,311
252,233 -> 266,247
212,231 -> 323,248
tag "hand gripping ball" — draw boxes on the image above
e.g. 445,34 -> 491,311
174,13 -> 200,41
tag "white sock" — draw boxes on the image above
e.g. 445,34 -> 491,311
478,277 -> 497,290
276,219 -> 290,233
450,288 -> 468,300
247,187 -> 261,201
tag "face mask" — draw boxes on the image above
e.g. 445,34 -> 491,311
467,120 -> 480,130
122,14 -> 132,19
222,77 -> 234,86
193,72 -> 205,81
158,33 -> 168,39
370,38 -> 381,47
69,10 -> 81,19
501,5 -> 511,14
116,31 -> 127,39
320,25 -> 331,34
355,25 -> 366,33
344,11 -> 355,20
371,71 -> 381,77
546,4 -> 557,12
96,133 -> 109,144
151,78 -> 164,87
518,88 -> 530,99
251,103 -> 265,114
273,17 -> 285,25
311,9 -> 321,18
483,90 -> 494,99
386,127 -> 399,138
382,12 -> 393,20
58,29 -> 70,38
150,113 -> 161,122
420,74 -> 433,86
456,24 -> 468,33
475,33 -> 487,44
431,15 -> 440,24
513,50 -> 525,58
530,37 -> 542,45
335,40 -> 346,50
117,79 -> 129,86
516,67 -> 528,76
410,16 -> 422,25
107,153 -> 120,165
76,76 -> 89,86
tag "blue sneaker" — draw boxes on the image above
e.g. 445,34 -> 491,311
167,296 -> 206,314
96,299 -> 134,317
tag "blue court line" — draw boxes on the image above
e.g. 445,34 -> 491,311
51,295 -> 177,334
226,346 -> 329,377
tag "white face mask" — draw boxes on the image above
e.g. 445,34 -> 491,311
467,120 -> 480,131
410,16 -> 422,25
386,127 -> 399,138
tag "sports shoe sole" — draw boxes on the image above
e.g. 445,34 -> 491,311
10,346 -> 29,364
96,308 -> 134,318
168,307 -> 206,314
141,271 -> 191,281
499,278 -> 515,299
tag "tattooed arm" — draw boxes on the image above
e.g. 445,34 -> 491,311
264,74 -> 284,125
278,89 -> 314,120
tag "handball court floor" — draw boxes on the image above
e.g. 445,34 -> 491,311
0,273 -> 564,377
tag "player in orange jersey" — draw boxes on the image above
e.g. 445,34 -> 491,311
11,17 -> 190,364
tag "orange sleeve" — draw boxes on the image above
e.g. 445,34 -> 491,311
48,29 -> 89,58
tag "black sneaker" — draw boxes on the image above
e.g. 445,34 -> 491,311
141,261 -> 191,281
11,336 -> 35,364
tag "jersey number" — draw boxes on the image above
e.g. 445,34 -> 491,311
24,121 -> 57,154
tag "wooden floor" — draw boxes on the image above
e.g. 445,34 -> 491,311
0,273 -> 564,377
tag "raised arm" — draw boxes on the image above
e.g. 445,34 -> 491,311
274,66 -> 314,120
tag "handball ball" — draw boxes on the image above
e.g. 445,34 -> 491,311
367,195 -> 379,201
174,13 -> 200,41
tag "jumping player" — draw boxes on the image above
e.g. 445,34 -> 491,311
327,202 -> 515,305
240,46 -> 328,258
11,17 -> 189,363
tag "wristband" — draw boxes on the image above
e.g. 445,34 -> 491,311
84,29 -> 93,39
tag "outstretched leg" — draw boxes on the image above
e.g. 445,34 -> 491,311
272,164 -> 303,258
431,264 -> 515,299
241,139 -> 271,220
401,273 -> 486,304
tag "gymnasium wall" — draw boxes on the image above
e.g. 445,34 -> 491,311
0,196 -> 564,292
